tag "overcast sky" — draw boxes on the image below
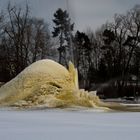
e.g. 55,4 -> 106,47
0,0 -> 140,31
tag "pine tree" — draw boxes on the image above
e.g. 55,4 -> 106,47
74,31 -> 91,88
52,8 -> 74,66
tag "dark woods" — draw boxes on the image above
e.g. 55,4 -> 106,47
0,3 -> 140,98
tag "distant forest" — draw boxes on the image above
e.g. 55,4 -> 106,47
0,3 -> 140,98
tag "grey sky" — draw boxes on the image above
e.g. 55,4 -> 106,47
0,0 -> 140,31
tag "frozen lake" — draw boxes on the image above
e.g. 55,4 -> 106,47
0,109 -> 140,140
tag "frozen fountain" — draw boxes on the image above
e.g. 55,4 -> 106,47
0,59 -> 140,112
0,59 -> 106,109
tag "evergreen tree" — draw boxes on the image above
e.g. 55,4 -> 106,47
102,29 -> 116,78
74,31 -> 91,88
52,8 -> 74,66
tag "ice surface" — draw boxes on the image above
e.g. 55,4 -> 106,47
0,109 -> 140,140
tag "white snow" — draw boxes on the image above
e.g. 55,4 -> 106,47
0,109 -> 140,140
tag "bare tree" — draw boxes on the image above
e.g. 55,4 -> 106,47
4,3 -> 30,75
28,18 -> 51,62
1,3 -> 52,80
123,5 -> 140,75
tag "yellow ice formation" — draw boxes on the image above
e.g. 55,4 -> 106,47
0,59 -> 105,109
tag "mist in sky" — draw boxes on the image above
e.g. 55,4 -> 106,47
0,0 -> 140,31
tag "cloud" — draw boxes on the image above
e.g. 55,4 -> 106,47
0,0 -> 139,31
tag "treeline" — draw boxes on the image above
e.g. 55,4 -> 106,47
0,3 -> 140,97
51,6 -> 140,97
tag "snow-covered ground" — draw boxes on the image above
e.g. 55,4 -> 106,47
0,109 -> 140,140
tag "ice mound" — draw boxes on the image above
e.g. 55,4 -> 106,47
0,59 -> 104,109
